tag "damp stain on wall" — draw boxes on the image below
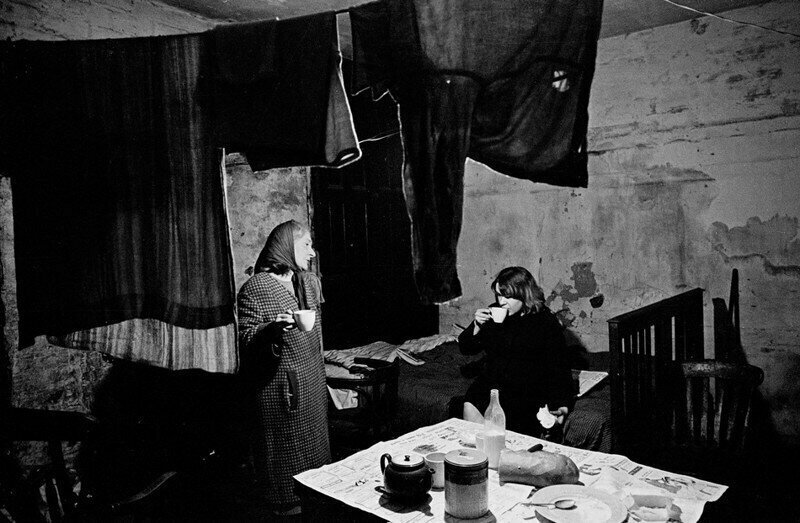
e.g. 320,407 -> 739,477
571,262 -> 599,297
781,98 -> 800,116
710,215 -> 800,277
555,308 -> 577,328
546,262 -> 601,326
689,19 -> 708,35
547,281 -> 579,307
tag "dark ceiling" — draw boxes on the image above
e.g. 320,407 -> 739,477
159,0 -> 768,50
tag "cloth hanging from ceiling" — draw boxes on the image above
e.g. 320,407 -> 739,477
0,12 -> 362,372
349,0 -> 604,304
204,13 -> 361,170
51,319 -> 236,372
0,34 -> 238,373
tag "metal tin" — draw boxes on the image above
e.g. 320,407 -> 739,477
444,449 -> 489,519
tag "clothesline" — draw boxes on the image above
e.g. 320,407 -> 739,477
661,0 -> 800,38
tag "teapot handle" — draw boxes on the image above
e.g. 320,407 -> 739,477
380,453 -> 392,473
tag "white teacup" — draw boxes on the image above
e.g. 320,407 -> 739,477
293,309 -> 316,332
489,307 -> 508,323
424,451 -> 446,489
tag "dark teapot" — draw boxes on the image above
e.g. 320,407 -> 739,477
380,453 -> 432,502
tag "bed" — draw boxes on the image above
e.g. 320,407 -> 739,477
326,288 -> 706,457
394,340 -> 612,450
325,335 -> 614,453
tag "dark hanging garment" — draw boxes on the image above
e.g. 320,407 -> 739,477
350,0 -> 603,304
204,13 -> 361,170
0,35 -> 238,372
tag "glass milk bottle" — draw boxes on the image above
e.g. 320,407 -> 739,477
483,389 -> 506,469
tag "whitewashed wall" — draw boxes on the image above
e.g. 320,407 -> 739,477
441,1 -> 800,446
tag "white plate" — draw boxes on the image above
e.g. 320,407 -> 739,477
527,484 -> 627,523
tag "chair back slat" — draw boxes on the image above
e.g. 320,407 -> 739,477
674,361 -> 764,454
715,381 -> 727,445
701,377 -> 712,444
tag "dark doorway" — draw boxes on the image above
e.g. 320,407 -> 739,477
311,117 -> 437,350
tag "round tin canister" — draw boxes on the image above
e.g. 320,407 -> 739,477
444,448 -> 489,519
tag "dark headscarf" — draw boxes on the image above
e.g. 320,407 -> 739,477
254,220 -> 311,310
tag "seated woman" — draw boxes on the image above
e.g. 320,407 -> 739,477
457,266 -> 574,438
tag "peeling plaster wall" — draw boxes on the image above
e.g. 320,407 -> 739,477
225,153 -> 312,290
0,0 -> 215,40
0,2 -> 311,467
441,0 -> 800,445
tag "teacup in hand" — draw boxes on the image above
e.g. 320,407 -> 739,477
489,306 -> 508,323
293,309 -> 316,331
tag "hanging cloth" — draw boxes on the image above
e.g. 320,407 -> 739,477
349,0 -> 604,304
0,34 -> 238,372
204,13 -> 361,170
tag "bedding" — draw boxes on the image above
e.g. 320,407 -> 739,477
327,339 -> 614,452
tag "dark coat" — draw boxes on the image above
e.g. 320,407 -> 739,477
237,271 -> 330,509
458,306 -> 574,436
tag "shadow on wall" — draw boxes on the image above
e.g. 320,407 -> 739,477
711,269 -> 799,466
564,330 -> 609,373
722,332 -> 800,519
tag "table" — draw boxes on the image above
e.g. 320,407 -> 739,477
294,418 -> 727,522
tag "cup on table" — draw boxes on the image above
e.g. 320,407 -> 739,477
293,309 -> 316,331
489,307 -> 508,323
424,452 -> 446,489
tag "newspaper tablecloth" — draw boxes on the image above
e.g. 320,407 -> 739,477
294,418 -> 727,522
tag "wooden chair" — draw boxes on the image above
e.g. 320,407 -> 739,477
1,407 -> 214,522
327,357 -> 400,457
663,360 -> 764,483
607,288 -> 704,457
1,408 -> 97,522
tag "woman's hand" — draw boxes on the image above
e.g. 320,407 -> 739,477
471,308 -> 492,336
274,311 -> 296,331
550,406 -> 570,426
474,308 -> 492,326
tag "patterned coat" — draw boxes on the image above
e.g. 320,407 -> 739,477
237,271 -> 330,508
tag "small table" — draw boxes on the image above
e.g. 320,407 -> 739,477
294,418 -> 727,522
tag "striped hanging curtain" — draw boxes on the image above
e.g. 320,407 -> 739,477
1,34 -> 237,372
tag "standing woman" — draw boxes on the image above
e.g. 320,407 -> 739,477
237,220 -> 329,516
457,266 -> 574,437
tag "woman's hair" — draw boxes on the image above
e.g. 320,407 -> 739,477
254,220 -> 308,274
491,266 -> 545,314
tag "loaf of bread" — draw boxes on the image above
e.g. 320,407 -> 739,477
497,449 -> 580,487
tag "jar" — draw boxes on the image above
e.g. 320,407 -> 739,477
444,448 -> 489,519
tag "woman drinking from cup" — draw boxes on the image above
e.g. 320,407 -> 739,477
457,266 -> 574,438
237,220 -> 328,517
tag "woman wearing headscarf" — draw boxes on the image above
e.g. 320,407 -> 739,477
237,220 -> 328,516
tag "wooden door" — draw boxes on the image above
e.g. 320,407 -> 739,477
311,133 -> 437,350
